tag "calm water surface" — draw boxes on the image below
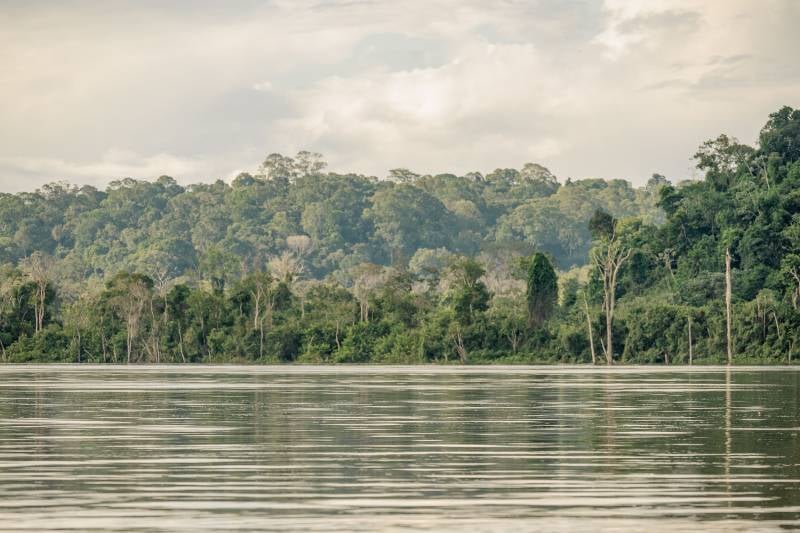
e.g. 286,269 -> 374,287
0,365 -> 799,532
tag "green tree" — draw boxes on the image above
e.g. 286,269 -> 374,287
526,253 -> 558,329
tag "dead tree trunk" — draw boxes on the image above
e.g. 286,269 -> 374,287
725,248 -> 733,365
21,252 -> 53,334
453,328 -> 468,364
593,238 -> 631,365
584,292 -> 596,365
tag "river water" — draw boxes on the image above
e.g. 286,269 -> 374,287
0,365 -> 798,531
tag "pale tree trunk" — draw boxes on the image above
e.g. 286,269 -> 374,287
506,329 -> 522,354
22,252 -> 54,334
177,323 -> 187,363
124,293 -> 146,364
688,315 -> 693,366
605,292 -> 614,365
789,269 -> 800,310
252,289 -> 261,330
594,239 -> 631,365
149,299 -> 161,364
250,278 -> 274,360
453,328 -> 468,364
259,317 -> 265,359
35,283 -> 46,333
725,248 -> 733,365
127,324 -> 133,364
584,293 -> 596,365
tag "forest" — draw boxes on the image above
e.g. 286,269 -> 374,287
1,106 -> 799,364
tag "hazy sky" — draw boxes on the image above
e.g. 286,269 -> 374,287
1,0 -> 799,192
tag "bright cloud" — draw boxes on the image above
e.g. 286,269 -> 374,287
0,0 -> 798,191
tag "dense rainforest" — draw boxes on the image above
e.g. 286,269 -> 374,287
1,106 -> 799,364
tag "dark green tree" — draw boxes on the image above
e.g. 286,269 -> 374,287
526,253 -> 558,329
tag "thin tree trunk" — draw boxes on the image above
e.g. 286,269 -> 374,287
163,293 -> 169,326
31,283 -> 46,334
259,317 -> 264,359
594,242 -> 629,365
773,312 -> 782,341
149,299 -> 160,364
127,324 -> 133,364
100,324 -> 108,363
252,290 -> 261,330
605,302 -> 613,365
454,329 -> 467,364
177,323 -> 187,363
584,293 -> 596,365
688,315 -> 693,366
725,248 -> 733,365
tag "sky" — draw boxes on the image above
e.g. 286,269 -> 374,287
1,0 -> 799,192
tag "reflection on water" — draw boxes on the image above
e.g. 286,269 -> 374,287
0,365 -> 799,532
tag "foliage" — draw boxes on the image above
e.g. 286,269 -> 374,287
2,107 -> 800,364
526,253 -> 558,328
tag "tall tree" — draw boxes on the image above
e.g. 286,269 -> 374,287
20,252 -> 54,334
725,248 -> 733,365
105,272 -> 153,364
526,252 -> 558,328
589,210 -> 631,364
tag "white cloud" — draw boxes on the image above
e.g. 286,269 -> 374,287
252,81 -> 273,92
272,41 -> 572,176
0,0 -> 798,190
0,150 -> 223,193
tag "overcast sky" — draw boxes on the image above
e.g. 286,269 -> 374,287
1,0 -> 798,192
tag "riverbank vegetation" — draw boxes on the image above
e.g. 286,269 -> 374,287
1,107 -> 799,364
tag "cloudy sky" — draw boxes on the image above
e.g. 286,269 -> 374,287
1,0 -> 798,192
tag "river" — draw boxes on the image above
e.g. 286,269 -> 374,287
0,365 -> 798,531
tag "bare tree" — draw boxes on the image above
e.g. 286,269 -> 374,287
21,252 -> 54,334
268,251 -> 303,286
583,291 -> 597,365
352,264 -> 386,323
144,255 -> 175,363
451,325 -> 468,364
688,314 -> 693,366
146,257 -> 174,323
248,271 -> 275,359
286,235 -> 313,257
110,275 -> 152,364
64,299 -> 92,363
591,233 -> 632,364
725,248 -> 733,365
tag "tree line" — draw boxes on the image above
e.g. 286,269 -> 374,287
1,106 -> 799,364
